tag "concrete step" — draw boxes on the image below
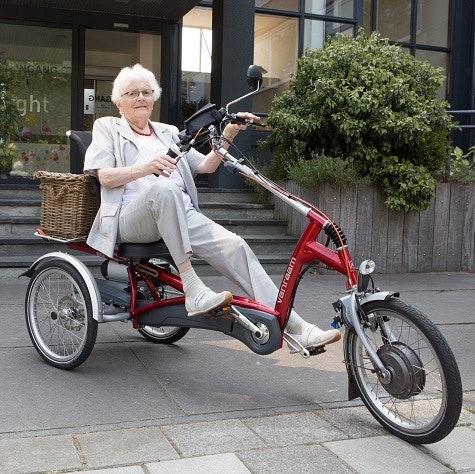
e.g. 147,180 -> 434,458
0,216 -> 287,237
200,202 -> 275,219
0,216 -> 40,236
0,234 -> 297,258
197,188 -> 258,203
0,186 -> 292,275
0,199 -> 41,217
0,184 -> 41,199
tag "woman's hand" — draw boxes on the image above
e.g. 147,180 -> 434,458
146,154 -> 177,177
97,154 -> 177,188
223,112 -> 261,141
196,112 -> 260,175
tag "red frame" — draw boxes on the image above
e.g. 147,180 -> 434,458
66,206 -> 357,331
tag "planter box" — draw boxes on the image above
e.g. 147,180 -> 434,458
270,181 -> 475,273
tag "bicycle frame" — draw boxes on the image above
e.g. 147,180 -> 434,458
63,143 -> 360,360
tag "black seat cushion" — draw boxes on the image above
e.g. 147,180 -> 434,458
117,241 -> 171,259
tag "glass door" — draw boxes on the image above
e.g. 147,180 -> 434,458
83,29 -> 162,131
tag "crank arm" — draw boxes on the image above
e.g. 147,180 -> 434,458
230,305 -> 265,340
283,332 -> 310,359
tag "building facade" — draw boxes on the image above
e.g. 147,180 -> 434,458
1,0 -> 473,187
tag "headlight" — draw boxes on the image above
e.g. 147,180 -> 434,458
359,260 -> 376,275
357,260 -> 375,292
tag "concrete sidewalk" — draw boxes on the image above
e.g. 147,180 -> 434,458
0,270 -> 474,473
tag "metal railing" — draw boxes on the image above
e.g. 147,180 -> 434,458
449,110 -> 475,129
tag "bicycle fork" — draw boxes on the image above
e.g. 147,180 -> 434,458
336,292 -> 391,381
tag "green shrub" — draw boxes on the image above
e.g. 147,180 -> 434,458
262,30 -> 454,212
287,153 -> 371,188
436,145 -> 475,183
0,61 -> 21,144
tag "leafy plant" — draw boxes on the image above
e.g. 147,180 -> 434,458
262,30 -> 455,212
0,142 -> 17,174
287,152 -> 371,188
0,61 -> 21,144
436,145 -> 475,183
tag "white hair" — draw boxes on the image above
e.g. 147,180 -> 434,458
111,64 -> 162,104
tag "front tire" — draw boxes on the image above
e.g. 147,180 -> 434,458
346,298 -> 462,444
25,260 -> 98,369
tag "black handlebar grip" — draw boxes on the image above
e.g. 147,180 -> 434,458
153,147 -> 180,177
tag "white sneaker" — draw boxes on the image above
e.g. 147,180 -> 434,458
287,326 -> 341,353
186,290 -> 233,317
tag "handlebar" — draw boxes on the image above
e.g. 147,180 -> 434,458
227,113 -> 267,127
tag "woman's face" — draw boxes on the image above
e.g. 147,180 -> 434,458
116,80 -> 154,124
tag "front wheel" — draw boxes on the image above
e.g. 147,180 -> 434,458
25,259 -> 98,369
346,298 -> 462,444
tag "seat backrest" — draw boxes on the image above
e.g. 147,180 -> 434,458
66,130 -> 100,209
67,130 -> 92,158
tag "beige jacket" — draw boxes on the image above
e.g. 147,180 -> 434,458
83,116 -> 204,258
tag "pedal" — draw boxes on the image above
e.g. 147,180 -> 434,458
202,304 -> 233,319
283,332 -> 310,359
308,345 -> 326,356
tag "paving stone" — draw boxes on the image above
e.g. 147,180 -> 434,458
317,405 -> 387,438
324,435 -> 450,474
242,411 -> 348,447
421,426 -> 475,472
147,453 -> 251,473
76,426 -> 179,469
459,406 -> 475,427
162,419 -> 266,457
69,467 -> 144,474
0,434 -> 80,473
238,444 -> 354,474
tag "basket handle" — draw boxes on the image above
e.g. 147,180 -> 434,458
40,183 -> 85,200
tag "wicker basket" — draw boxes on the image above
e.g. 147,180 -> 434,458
35,171 -> 97,239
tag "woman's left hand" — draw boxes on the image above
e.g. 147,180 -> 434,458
223,112 -> 261,141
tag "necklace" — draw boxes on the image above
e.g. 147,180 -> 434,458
130,125 -> 152,136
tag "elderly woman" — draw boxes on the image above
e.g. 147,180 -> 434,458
84,64 -> 341,349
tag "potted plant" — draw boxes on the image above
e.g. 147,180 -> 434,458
0,142 -> 18,177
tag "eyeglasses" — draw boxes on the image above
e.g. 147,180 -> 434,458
121,89 -> 154,99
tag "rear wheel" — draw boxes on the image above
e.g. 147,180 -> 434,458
25,259 -> 98,369
347,298 -> 462,444
137,259 -> 189,344
138,326 -> 189,343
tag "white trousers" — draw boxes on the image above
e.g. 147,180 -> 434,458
118,180 -> 279,308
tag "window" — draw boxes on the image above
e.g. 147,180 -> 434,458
363,0 -> 451,99
416,0 -> 449,47
304,19 -> 354,49
181,7 -> 213,121
305,0 -> 354,18
253,14 -> 298,112
376,0 -> 412,43
415,49 -> 449,99
0,23 -> 72,178
255,0 -> 300,12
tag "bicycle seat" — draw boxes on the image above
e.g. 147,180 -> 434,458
117,241 -> 171,259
